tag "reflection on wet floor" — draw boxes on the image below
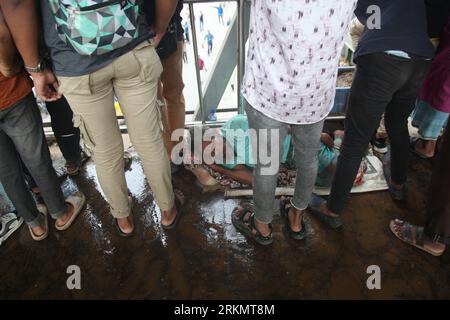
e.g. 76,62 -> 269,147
0,149 -> 449,299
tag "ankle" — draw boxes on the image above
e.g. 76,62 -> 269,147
255,219 -> 270,235
289,207 -> 304,217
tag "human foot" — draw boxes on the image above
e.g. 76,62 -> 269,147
29,205 -> 48,241
55,192 -> 86,231
231,204 -> 273,245
288,208 -> 304,233
30,225 -> 47,238
161,189 -> 185,230
254,218 -> 272,237
308,194 -> 343,229
413,139 -> 436,158
116,214 -> 135,236
280,199 -> 306,240
192,166 -> 219,187
390,219 -> 446,256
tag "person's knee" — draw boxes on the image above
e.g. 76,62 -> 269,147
91,141 -> 124,164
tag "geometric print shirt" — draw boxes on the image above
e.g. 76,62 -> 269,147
242,0 -> 357,124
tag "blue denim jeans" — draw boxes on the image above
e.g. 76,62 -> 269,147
0,94 -> 67,227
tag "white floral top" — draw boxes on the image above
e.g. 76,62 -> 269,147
242,0 -> 357,124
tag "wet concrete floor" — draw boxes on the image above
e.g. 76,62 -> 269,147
0,146 -> 449,299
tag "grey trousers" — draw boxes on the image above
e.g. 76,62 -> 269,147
0,94 -> 67,227
245,102 -> 324,224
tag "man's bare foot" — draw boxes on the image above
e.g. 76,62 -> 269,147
254,218 -> 271,237
414,139 -> 436,158
192,166 -> 218,186
161,190 -> 185,229
117,215 -> 134,234
161,205 -> 178,226
30,224 -> 47,237
55,203 -> 74,228
288,207 -> 304,233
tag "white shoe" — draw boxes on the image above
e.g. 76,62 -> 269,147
29,205 -> 49,241
55,192 -> 86,231
0,212 -> 24,245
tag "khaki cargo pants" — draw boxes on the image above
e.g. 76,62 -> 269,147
58,41 -> 174,218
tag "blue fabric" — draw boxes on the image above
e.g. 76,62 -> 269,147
412,100 -> 449,140
205,33 -> 214,44
220,115 -> 291,169
315,139 -> 341,188
385,50 -> 411,59
0,182 -> 15,212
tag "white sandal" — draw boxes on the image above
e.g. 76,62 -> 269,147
29,205 -> 49,241
55,192 -> 86,231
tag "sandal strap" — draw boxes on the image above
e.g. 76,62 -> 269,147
248,214 -> 272,241
399,221 -> 425,246
234,206 -> 253,223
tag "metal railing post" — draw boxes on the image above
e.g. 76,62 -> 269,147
237,0 -> 245,114
189,2 -> 206,123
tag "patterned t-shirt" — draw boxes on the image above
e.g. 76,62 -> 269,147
242,0 -> 357,124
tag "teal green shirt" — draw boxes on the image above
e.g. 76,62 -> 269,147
219,115 -> 292,169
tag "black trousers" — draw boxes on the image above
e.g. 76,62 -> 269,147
425,126 -> 450,245
328,53 -> 431,215
45,96 -> 81,164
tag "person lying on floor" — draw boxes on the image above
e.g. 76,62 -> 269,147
186,115 -> 365,189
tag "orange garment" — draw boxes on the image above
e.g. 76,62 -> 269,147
0,70 -> 33,110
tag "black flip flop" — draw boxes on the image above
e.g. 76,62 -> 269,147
232,204 -> 273,246
161,190 -> 184,230
115,213 -> 135,238
280,199 -> 306,240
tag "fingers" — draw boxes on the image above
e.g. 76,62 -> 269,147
52,80 -> 60,91
32,70 -> 62,101
37,86 -> 60,102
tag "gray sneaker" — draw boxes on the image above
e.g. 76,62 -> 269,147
0,212 -> 24,246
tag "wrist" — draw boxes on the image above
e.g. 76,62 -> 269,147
25,59 -> 45,74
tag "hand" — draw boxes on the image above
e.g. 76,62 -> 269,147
320,133 -> 334,149
31,69 -> 61,102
